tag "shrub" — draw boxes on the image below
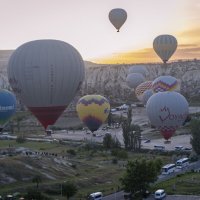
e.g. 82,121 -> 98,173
16,135 -> 26,143
112,158 -> 118,164
67,149 -> 76,156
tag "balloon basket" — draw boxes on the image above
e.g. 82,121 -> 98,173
164,140 -> 171,144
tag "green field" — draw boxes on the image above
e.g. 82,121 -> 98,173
0,140 -> 173,199
152,172 -> 200,196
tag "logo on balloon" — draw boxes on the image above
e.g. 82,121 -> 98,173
159,106 -> 187,123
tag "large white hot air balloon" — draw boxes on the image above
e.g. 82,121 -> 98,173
128,65 -> 148,77
146,91 -> 188,140
152,75 -> 180,93
153,34 -> 177,63
8,39 -> 85,129
109,8 -> 127,32
126,73 -> 145,89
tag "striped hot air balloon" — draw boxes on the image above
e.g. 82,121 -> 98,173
153,35 -> 177,63
76,95 -> 110,132
8,40 -> 85,129
135,81 -> 152,102
152,76 -> 180,93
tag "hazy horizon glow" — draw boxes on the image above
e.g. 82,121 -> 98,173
0,0 -> 199,63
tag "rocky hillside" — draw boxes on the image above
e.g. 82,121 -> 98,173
0,50 -> 200,104
81,59 -> 200,104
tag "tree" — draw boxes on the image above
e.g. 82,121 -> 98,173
122,120 -> 130,149
190,119 -> 200,155
32,175 -> 42,189
62,182 -> 77,199
24,189 -> 51,200
107,111 -> 112,126
120,159 -> 162,197
122,120 -> 142,151
127,105 -> 132,126
103,133 -> 112,149
130,124 -> 142,151
103,133 -> 121,149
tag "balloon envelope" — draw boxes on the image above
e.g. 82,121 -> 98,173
126,73 -> 145,89
152,76 -> 180,93
142,89 -> 153,105
76,95 -> 110,132
135,81 -> 152,102
160,128 -> 176,140
146,92 -> 188,138
8,40 -> 85,129
153,34 -> 177,63
109,8 -> 127,32
128,65 -> 148,77
0,89 -> 16,131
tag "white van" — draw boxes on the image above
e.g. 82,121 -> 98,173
88,192 -> 103,200
154,189 -> 166,199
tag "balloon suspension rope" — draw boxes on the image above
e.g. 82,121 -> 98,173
161,62 -> 168,76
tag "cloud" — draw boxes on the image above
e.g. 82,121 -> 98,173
178,28 -> 200,42
93,44 -> 200,64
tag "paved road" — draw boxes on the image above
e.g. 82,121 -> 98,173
102,191 -> 124,200
103,192 -> 200,200
147,194 -> 200,200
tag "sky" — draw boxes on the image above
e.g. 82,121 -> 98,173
0,0 -> 199,64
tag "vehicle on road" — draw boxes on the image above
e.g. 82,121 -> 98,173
144,139 -> 151,143
154,145 -> 165,151
176,157 -> 189,169
161,163 -> 176,175
88,192 -> 103,200
175,146 -> 183,151
154,189 -> 166,199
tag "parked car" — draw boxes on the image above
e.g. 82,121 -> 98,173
175,146 -> 183,151
154,189 -> 166,199
183,147 -> 192,151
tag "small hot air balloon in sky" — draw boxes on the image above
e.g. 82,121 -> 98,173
152,75 -> 180,93
109,8 -> 127,32
8,40 -> 85,129
76,95 -> 110,132
128,65 -> 148,77
126,73 -> 145,89
153,34 -> 177,63
135,81 -> 152,102
0,89 -> 16,132
146,91 -> 188,141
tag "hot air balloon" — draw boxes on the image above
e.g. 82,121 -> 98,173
0,89 -> 16,132
8,40 -> 85,129
142,89 -> 153,105
76,95 -> 110,132
153,34 -> 177,63
126,73 -> 145,89
152,75 -> 180,93
109,8 -> 127,32
146,92 -> 188,141
135,81 -> 152,102
128,65 -> 148,77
